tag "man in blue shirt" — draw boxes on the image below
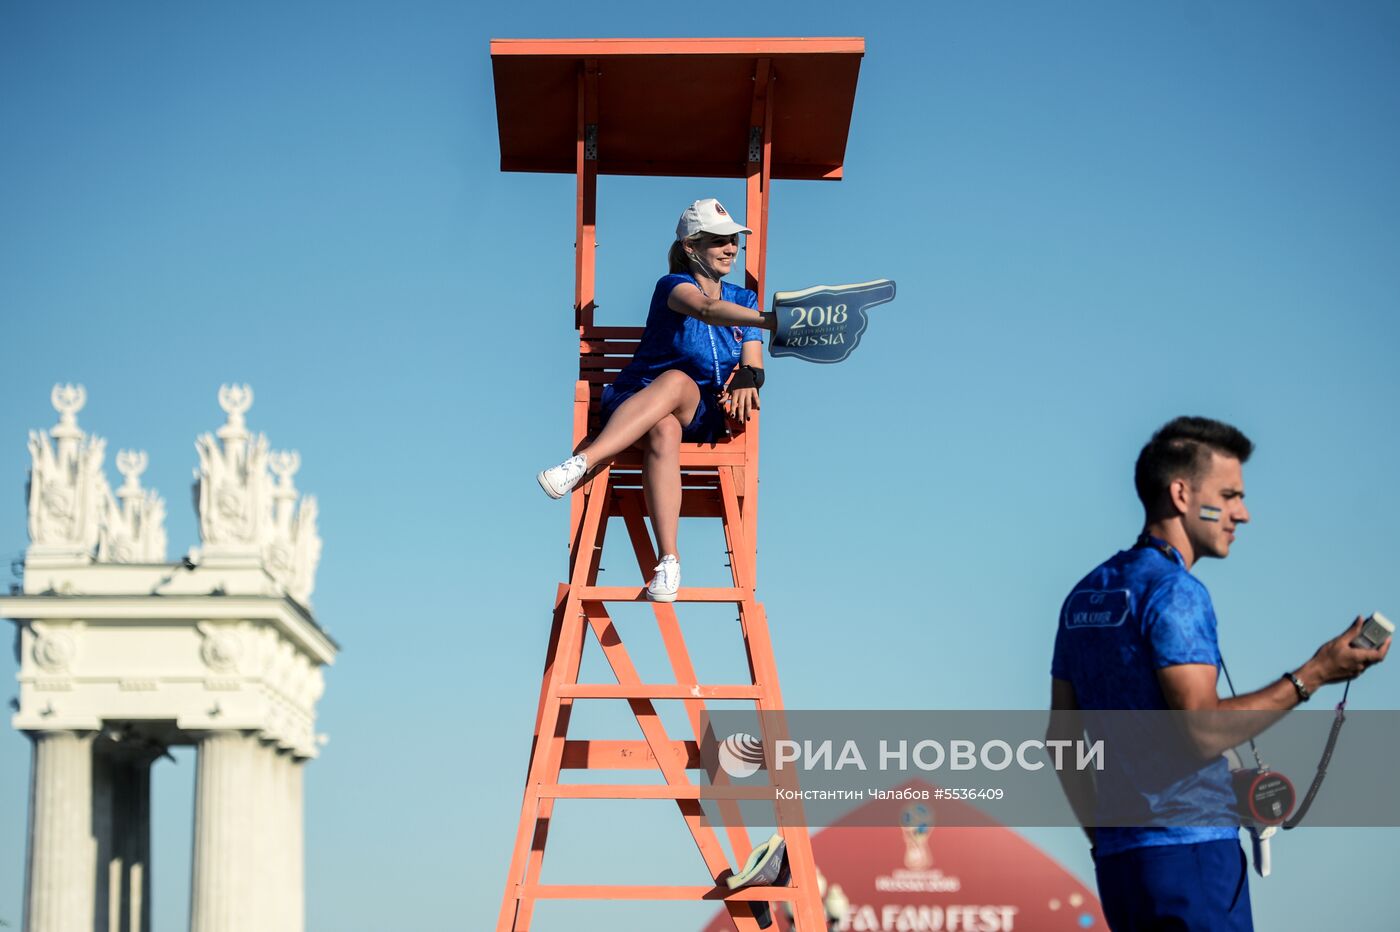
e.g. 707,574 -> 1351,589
1049,416 -> 1389,931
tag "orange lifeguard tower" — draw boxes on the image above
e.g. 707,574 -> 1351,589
492,37 -> 866,931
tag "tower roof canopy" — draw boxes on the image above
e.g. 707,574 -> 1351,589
490,37 -> 865,180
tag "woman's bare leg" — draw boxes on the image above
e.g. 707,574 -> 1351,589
639,415 -> 683,559
543,370 -> 695,557
579,370 -> 700,467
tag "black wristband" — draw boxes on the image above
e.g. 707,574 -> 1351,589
728,365 -> 765,392
1283,671 -> 1311,702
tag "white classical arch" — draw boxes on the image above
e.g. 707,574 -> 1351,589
4,384 -> 336,932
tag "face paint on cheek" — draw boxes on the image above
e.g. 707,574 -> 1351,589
1199,505 -> 1222,522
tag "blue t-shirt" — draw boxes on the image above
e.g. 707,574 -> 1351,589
1051,540 -> 1239,855
612,274 -> 764,396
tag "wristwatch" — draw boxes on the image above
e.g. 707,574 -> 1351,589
1282,671 -> 1311,703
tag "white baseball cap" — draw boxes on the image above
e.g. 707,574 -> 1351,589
675,198 -> 752,240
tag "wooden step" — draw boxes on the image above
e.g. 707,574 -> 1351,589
537,784 -> 773,800
519,883 -> 802,901
560,739 -> 701,770
574,586 -> 747,602
556,683 -> 762,699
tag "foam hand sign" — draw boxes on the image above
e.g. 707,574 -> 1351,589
769,280 -> 896,363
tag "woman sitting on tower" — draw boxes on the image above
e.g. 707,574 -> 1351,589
537,198 -> 775,602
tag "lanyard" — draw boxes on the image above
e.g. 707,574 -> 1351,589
706,325 -> 723,389
1133,533 -> 1347,829
1134,533 -> 1184,566
1221,653 -> 1349,831
696,276 -> 726,390
1134,536 -> 1271,768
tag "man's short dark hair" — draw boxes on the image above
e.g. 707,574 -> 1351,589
1134,416 -> 1254,509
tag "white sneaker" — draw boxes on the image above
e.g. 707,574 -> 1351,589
537,454 -> 587,499
726,833 -> 787,889
824,883 -> 850,923
646,555 -> 680,602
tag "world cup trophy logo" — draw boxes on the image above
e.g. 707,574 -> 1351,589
900,802 -> 933,870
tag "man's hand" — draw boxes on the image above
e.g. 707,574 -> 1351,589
720,387 -> 759,422
1157,615 -> 1391,759
1301,616 -> 1391,687
1048,678 -> 1098,848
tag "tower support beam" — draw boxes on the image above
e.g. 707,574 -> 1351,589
490,36 -> 868,931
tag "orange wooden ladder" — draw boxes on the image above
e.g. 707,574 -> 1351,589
491,38 -> 867,931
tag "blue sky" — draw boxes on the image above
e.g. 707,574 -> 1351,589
2,1 -> 1398,929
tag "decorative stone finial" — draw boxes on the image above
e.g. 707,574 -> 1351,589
100,448 -> 167,563
51,383 -> 86,434
193,386 -> 321,605
269,450 -> 300,487
216,384 -> 254,442
27,384 -> 107,554
195,385 -> 269,548
269,451 -> 302,529
116,449 -> 148,490
27,384 -> 168,563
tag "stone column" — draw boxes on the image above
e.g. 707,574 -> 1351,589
264,748 -> 288,932
93,738 -> 158,932
191,732 -> 310,932
23,729 -> 97,932
263,745 -> 307,932
92,748 -> 115,932
113,752 -> 154,932
251,738 -> 278,932
287,754 -> 305,932
190,731 -> 261,932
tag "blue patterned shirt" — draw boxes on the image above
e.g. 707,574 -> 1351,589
612,274 -> 764,396
1052,539 -> 1239,855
